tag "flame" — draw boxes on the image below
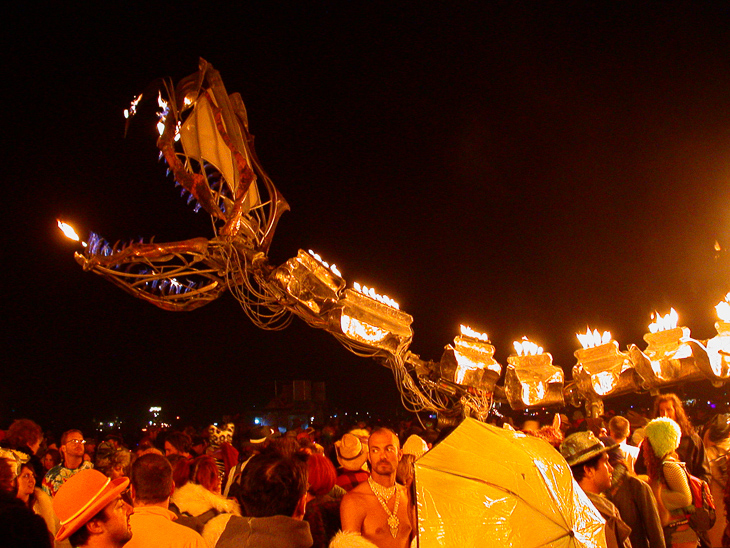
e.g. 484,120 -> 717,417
460,324 -> 489,342
57,220 -> 88,247
648,308 -> 679,333
308,250 -> 342,278
156,92 -> 176,138
57,220 -> 80,241
352,282 -> 399,309
123,93 -> 143,119
513,336 -> 543,356
576,327 -> 611,349
717,293 -> 730,322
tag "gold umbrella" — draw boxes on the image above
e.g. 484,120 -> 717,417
415,418 -> 606,547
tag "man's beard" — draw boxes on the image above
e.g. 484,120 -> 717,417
112,520 -> 133,547
374,460 -> 394,474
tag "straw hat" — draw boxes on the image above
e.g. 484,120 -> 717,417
560,431 -> 614,467
348,428 -> 370,443
402,434 -> 429,460
53,469 -> 129,541
335,433 -> 367,471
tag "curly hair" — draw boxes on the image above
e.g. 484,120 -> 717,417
653,393 -> 695,436
641,438 -> 663,483
6,419 -> 42,450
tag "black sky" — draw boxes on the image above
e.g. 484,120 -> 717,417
5,3 -> 730,430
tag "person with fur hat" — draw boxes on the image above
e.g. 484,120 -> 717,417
334,433 -> 369,492
642,417 -> 696,548
52,468 -> 133,548
636,394 -> 710,485
560,431 -> 632,548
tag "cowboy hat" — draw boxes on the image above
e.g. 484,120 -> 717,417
53,469 -> 129,541
335,433 -> 367,471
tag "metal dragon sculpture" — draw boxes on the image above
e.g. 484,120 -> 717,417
63,59 -> 730,421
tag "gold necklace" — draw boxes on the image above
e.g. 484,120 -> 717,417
368,477 -> 399,538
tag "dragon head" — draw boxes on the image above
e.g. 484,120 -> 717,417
70,58 -> 288,312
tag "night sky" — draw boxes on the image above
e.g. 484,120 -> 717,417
6,3 -> 730,431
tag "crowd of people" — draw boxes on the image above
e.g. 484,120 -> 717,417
1,394 -> 730,547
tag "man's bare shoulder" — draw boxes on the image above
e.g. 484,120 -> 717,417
342,481 -> 372,501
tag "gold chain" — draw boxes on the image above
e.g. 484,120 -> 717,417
368,477 -> 399,538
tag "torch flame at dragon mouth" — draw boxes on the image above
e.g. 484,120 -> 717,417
69,58 -> 289,315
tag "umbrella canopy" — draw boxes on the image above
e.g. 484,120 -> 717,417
415,418 -> 606,547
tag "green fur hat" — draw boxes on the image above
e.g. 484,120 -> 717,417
644,417 -> 682,458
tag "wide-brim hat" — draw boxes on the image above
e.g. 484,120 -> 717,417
248,426 -> 275,445
335,433 -> 367,471
560,431 -> 614,467
53,469 -> 129,541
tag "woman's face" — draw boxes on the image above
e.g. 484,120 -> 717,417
17,466 -> 35,498
42,453 -> 55,471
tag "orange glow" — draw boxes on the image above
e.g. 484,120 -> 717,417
716,294 -> 730,322
340,314 -> 389,343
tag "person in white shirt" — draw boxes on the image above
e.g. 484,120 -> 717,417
609,416 -> 640,475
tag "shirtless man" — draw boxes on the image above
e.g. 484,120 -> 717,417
340,428 -> 413,548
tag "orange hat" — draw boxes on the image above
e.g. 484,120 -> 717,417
53,469 -> 129,541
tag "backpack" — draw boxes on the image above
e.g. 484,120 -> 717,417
682,466 -> 716,532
